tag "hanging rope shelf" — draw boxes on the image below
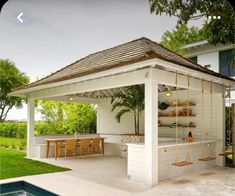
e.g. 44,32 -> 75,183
198,80 -> 216,162
219,152 -> 232,156
172,72 -> 193,167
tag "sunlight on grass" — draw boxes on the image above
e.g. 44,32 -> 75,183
0,137 -> 26,150
0,148 -> 70,179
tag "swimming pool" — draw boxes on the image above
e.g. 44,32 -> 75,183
0,181 -> 58,196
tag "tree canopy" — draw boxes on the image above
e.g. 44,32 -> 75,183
36,101 -> 96,135
160,24 -> 205,55
149,0 -> 235,45
0,59 -> 29,122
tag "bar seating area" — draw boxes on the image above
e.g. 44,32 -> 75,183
46,136 -> 105,160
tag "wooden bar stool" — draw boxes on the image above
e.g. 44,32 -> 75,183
91,137 -> 101,154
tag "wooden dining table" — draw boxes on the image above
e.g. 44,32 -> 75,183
45,137 -> 106,160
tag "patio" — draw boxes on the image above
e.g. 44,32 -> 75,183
1,156 -> 234,196
34,155 -> 147,192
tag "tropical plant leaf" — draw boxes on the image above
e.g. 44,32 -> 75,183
116,109 -> 131,123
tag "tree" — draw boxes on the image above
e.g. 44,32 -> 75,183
0,59 -> 29,122
111,85 -> 144,135
160,24 -> 205,55
149,0 -> 235,45
36,101 -> 96,135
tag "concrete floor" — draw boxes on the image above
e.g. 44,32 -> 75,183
1,155 -> 234,196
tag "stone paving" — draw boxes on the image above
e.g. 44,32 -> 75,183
1,155 -> 234,196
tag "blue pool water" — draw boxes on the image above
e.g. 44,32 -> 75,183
0,181 -> 58,196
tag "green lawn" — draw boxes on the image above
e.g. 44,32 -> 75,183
0,137 -> 26,150
0,148 -> 70,179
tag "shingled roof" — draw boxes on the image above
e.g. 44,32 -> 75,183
14,37 -> 233,92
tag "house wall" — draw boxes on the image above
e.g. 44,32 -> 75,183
185,43 -> 235,103
97,90 -> 223,156
97,99 -> 145,134
197,52 -> 219,72
97,99 -> 145,156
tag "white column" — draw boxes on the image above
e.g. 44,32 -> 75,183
27,98 -> 35,158
144,80 -> 158,186
232,104 -> 235,167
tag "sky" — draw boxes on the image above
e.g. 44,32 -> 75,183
0,0 -> 203,121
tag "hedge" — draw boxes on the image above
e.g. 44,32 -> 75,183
0,121 -> 96,139
0,122 -> 27,139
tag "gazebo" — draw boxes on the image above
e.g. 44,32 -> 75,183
10,37 -> 235,186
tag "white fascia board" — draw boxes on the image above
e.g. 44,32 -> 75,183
9,59 -> 157,97
181,40 -> 208,49
9,58 -> 234,98
185,44 -> 235,58
153,59 -> 234,87
27,68 -> 149,99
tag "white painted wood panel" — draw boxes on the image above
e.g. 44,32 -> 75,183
158,90 -> 223,140
97,100 -> 144,134
127,141 -> 221,183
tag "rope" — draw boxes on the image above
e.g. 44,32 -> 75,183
200,79 -> 205,158
221,84 -> 225,153
186,75 -> 191,162
175,70 -> 179,163
228,85 -> 232,149
210,81 -> 213,139
187,75 -> 190,133
210,81 -> 213,158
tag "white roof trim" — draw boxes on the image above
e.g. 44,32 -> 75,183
181,40 -> 208,49
9,57 -> 234,97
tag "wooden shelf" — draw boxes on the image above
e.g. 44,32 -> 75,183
169,104 -> 196,107
218,152 -> 232,156
159,125 -> 196,128
159,115 -> 196,118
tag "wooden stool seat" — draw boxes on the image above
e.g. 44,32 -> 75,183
172,161 -> 193,167
198,157 -> 216,161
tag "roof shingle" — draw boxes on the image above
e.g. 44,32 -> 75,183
14,37 -> 234,92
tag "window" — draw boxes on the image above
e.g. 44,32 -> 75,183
189,56 -> 197,63
219,49 -> 235,77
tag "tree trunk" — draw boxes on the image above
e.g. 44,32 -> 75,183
0,105 -> 12,122
136,111 -> 140,135
134,112 -> 137,134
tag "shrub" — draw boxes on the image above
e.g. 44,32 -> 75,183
0,122 -> 27,138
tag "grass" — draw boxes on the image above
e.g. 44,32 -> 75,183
0,137 -> 26,150
0,148 -> 70,179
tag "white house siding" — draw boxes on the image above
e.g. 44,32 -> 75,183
197,52 -> 219,72
185,43 -> 235,103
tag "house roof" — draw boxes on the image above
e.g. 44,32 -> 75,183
13,37 -> 234,92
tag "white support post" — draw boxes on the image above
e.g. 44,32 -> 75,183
144,80 -> 158,186
232,104 -> 235,167
27,98 -> 35,158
